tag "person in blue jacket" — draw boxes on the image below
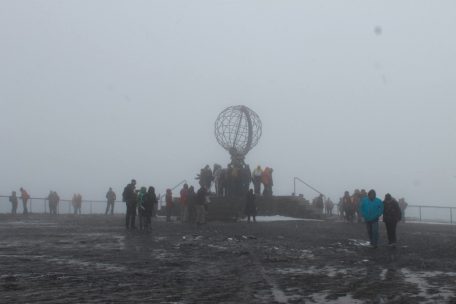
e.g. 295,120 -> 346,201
359,189 -> 384,248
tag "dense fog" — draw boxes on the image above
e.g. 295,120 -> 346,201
1,1 -> 455,205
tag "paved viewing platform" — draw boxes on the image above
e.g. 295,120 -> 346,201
1,214 -> 456,303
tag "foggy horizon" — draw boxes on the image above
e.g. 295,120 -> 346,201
1,1 -> 455,205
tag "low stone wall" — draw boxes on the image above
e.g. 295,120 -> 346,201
159,195 -> 322,221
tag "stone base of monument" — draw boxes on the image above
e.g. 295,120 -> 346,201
160,196 -> 323,221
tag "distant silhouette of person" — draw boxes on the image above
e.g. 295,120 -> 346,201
48,191 -> 60,215
123,179 -> 137,229
137,187 -> 148,231
262,167 -> 273,196
241,164 -> 252,196
72,193 -> 82,215
315,194 -> 324,214
213,164 -> 223,196
20,187 -> 30,215
198,165 -> 213,192
9,191 -> 18,215
252,165 -> 263,195
165,189 -> 173,222
179,184 -> 189,223
195,186 -> 208,227
245,189 -> 257,223
398,198 -> 408,223
105,187 -> 116,215
342,191 -> 354,222
144,186 -> 157,229
325,198 -> 334,216
187,186 -> 196,224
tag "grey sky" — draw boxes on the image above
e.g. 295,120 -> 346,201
1,1 -> 455,204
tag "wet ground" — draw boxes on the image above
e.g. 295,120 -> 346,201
1,214 -> 456,303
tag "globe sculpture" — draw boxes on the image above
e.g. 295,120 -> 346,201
215,105 -> 262,165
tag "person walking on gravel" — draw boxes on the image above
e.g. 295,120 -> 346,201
359,189 -> 384,248
382,193 -> 402,247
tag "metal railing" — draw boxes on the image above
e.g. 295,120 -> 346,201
157,180 -> 188,206
406,205 -> 456,224
0,195 -> 126,215
293,177 -> 325,197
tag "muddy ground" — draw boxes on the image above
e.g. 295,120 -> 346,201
1,215 -> 456,303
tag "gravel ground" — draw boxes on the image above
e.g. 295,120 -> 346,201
1,214 -> 456,303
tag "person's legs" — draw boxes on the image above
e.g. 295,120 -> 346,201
371,221 -> 379,247
390,221 -> 397,244
23,200 -> 28,215
366,221 -> 373,245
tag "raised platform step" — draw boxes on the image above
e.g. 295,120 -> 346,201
160,195 -> 323,221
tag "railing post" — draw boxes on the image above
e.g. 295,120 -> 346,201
419,206 -> 422,222
44,199 -> 47,214
451,208 -> 453,224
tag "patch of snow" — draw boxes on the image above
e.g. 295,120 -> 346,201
245,215 -> 323,222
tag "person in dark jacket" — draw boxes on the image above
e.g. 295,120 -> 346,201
195,186 -> 208,227
187,186 -> 196,224
105,187 -> 116,215
145,186 -> 158,223
123,179 -> 137,229
165,189 -> 173,222
383,193 -> 402,247
244,189 -> 257,223
9,191 -> 18,215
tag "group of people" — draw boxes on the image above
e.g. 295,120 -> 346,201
122,179 -> 158,231
8,187 -> 30,215
358,189 -> 403,248
337,189 -> 408,225
174,183 -> 210,227
198,164 -> 274,198
311,194 -> 335,215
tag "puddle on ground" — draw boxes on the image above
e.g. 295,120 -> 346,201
275,265 -> 349,278
401,268 -> 456,303
310,292 -> 363,304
